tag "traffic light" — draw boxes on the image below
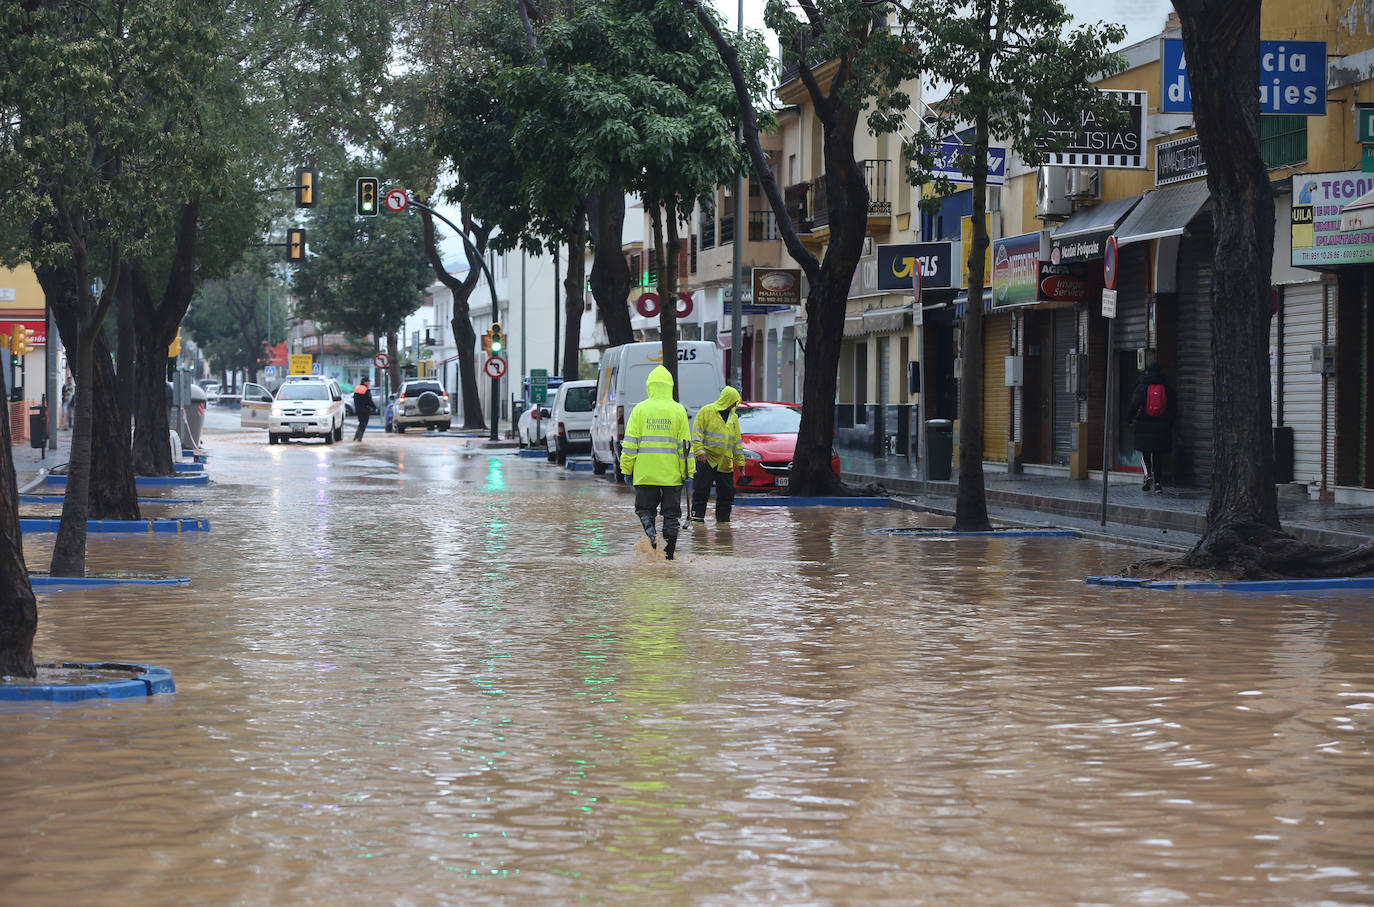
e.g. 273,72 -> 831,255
168,328 -> 182,358
487,322 -> 504,356
287,228 -> 305,261
356,176 -> 379,216
295,166 -> 317,208
11,324 -> 34,356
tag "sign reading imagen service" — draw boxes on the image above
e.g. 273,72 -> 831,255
1035,90 -> 1146,169
1162,39 -> 1326,116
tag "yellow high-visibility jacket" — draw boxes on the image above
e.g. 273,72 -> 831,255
620,365 -> 694,486
691,385 -> 745,471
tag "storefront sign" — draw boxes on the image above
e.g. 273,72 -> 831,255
932,142 -> 1007,187
961,216 -> 994,289
877,242 -> 953,291
1036,89 -> 1146,169
1050,231 -> 1111,264
1155,134 -> 1207,186
1292,171 -> 1374,267
0,319 -> 46,345
751,268 -> 802,306
992,233 -> 1041,307
1162,39 -> 1326,116
1038,261 -> 1097,304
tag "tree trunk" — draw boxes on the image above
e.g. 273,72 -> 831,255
954,99 -> 995,532
0,366 -> 38,677
131,202 -> 199,476
418,208 -> 488,429
1172,0 -> 1281,567
563,217 -> 587,379
587,188 -> 634,347
115,263 -> 136,429
38,263 -> 139,521
387,333 -> 401,395
52,324 -> 99,577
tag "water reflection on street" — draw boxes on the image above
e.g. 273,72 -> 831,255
3,426 -> 1373,904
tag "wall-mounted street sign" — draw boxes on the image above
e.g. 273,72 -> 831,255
932,142 -> 1007,187
1036,90 -> 1146,169
877,242 -> 954,291
1155,134 -> 1207,186
1163,39 -> 1326,116
1358,103 -> 1374,144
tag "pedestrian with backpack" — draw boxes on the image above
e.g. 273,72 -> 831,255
1126,361 -> 1176,493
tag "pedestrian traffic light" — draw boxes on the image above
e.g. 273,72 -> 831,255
295,166 -> 317,208
287,228 -> 305,261
487,322 -> 504,356
168,328 -> 182,358
356,177 -> 379,216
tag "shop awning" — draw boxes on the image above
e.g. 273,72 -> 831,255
1340,186 -> 1374,232
1050,196 -> 1141,242
1114,179 -> 1211,246
844,305 -> 912,337
952,289 -> 995,320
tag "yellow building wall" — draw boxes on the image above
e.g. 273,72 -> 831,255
0,265 -> 45,317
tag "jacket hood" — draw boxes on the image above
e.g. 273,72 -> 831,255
645,365 -> 675,400
712,385 -> 741,410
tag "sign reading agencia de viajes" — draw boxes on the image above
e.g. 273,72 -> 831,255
1034,90 -> 1146,169
1161,39 -> 1326,116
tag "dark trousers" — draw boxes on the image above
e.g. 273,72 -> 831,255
353,413 -> 371,441
634,484 -> 682,539
691,465 -> 736,522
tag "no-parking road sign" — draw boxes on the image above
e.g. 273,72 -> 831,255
484,356 -> 507,379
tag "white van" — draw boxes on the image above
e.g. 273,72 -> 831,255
589,341 -> 725,478
544,379 -> 597,464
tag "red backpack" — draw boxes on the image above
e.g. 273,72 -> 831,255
1145,383 -> 1167,418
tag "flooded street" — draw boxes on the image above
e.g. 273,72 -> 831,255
4,424 -> 1373,904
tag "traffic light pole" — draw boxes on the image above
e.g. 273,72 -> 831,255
489,375 -> 499,442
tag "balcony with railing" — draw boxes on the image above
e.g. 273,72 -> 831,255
748,210 -> 779,242
700,213 -> 715,250
719,213 -> 736,245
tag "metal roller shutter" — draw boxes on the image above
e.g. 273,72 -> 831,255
1112,244 -> 1150,351
1053,308 -> 1077,465
1174,224 -> 1214,487
983,314 -> 1011,462
1275,282 -> 1326,487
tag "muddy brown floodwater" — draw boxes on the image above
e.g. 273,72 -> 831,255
2,425 -> 1372,904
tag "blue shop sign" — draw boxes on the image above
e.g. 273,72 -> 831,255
876,242 -> 954,291
1162,38 -> 1326,115
932,142 -> 1006,187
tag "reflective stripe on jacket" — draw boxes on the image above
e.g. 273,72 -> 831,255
620,365 -> 694,486
691,385 -> 744,470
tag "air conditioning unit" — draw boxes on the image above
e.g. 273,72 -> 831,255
1036,166 -> 1072,220
1065,168 -> 1101,201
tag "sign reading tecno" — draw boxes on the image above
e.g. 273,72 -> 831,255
1162,39 -> 1326,116
1291,171 -> 1374,267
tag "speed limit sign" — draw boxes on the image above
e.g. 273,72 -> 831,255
484,356 -> 507,379
373,352 -> 390,369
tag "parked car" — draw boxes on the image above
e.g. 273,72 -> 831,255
589,341 -> 725,478
344,389 -> 383,419
266,375 -> 345,444
518,403 -> 550,448
733,402 -> 840,490
200,382 -> 221,404
393,380 -> 451,432
544,379 -> 597,463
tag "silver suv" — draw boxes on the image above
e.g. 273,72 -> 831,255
393,380 -> 451,432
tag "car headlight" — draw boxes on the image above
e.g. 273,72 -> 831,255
742,448 -> 762,460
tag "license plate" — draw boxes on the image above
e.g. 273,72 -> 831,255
776,477 -> 788,487
291,424 -> 306,433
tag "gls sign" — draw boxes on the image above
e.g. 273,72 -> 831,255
1162,38 -> 1326,116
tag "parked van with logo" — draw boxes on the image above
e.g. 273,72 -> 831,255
589,341 -> 725,478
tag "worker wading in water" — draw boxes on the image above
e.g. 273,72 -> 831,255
619,365 -> 694,560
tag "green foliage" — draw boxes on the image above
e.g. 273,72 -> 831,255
890,0 -> 1127,206
292,166 -> 433,340
184,257 -> 290,374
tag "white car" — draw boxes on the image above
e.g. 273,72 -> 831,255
267,376 -> 345,444
392,379 -> 451,432
518,403 -> 549,448
545,379 -> 596,463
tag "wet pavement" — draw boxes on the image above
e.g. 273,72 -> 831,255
2,415 -> 1374,903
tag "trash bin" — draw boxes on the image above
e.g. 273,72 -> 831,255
28,403 -> 47,450
925,419 -> 953,481
179,383 -> 207,451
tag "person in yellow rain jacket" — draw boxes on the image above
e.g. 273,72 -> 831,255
619,365 -> 694,560
689,385 -> 744,525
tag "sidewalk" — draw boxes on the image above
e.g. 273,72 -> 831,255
841,451 -> 1374,551
11,427 -> 67,492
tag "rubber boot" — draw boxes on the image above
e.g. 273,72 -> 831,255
639,514 -> 657,549
664,534 -> 677,560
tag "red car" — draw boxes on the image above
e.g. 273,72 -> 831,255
733,402 -> 841,490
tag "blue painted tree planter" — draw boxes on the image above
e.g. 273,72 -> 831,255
47,473 -> 209,488
30,574 -> 190,590
867,527 -> 1079,538
19,517 -> 209,533
0,662 -> 175,702
1087,575 -> 1374,592
735,495 -> 890,507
